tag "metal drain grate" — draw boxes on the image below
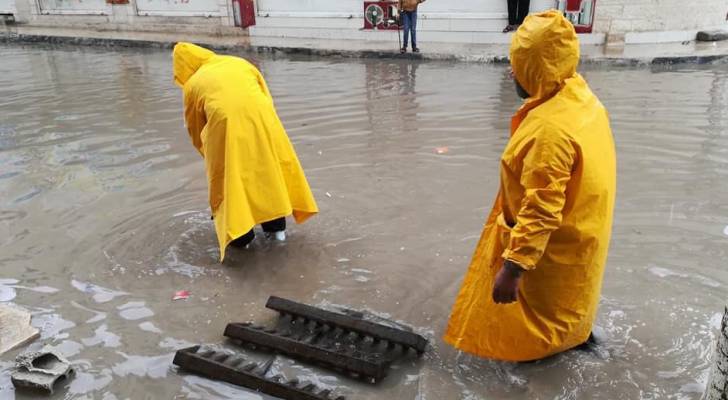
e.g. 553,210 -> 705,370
173,346 -> 345,400
225,297 -> 428,382
224,322 -> 390,382
266,296 -> 428,354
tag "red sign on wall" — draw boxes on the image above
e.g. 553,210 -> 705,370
363,1 -> 400,31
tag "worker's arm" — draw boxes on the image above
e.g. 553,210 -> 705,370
493,126 -> 576,304
503,126 -> 576,269
492,259 -> 526,304
183,85 -> 206,157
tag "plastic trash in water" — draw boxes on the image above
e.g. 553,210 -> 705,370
435,147 -> 449,155
173,291 -> 190,301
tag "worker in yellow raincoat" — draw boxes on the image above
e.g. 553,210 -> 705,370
443,11 -> 616,361
172,43 -> 318,262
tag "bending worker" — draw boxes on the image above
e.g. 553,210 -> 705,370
444,11 -> 616,362
173,42 -> 318,262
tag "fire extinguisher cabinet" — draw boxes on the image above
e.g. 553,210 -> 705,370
233,0 -> 256,28
557,0 -> 596,33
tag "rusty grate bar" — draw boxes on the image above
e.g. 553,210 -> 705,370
224,323 -> 390,382
265,296 -> 428,354
173,346 -> 345,400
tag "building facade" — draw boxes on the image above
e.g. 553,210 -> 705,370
0,0 -> 240,35
1,0 -> 727,44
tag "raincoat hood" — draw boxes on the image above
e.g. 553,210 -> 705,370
173,42 -> 216,87
510,10 -> 580,102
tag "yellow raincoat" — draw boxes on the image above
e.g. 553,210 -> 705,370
173,43 -> 318,261
443,11 -> 616,361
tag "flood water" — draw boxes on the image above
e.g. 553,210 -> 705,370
1,43 -> 727,399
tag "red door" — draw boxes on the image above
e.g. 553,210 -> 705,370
233,0 -> 255,28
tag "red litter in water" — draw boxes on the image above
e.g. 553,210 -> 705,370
173,290 -> 190,301
435,147 -> 449,154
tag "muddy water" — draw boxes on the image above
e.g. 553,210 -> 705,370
1,44 -> 727,399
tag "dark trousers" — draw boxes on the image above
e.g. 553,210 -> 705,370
230,217 -> 286,248
507,0 -> 530,25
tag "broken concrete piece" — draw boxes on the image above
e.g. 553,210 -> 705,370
697,30 -> 728,42
11,348 -> 73,395
0,305 -> 40,355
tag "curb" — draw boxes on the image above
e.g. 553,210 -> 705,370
3,31 -> 728,66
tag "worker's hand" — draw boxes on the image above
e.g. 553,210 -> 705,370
492,259 -> 525,304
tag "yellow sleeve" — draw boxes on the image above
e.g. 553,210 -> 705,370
253,67 -> 273,101
183,85 -> 206,157
502,128 -> 576,270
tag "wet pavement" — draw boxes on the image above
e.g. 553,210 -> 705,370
1,44 -> 727,399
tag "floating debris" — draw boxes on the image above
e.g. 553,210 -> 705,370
173,291 -> 191,301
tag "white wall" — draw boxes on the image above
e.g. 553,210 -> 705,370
251,0 -> 559,43
37,0 -> 110,15
256,0 -> 556,18
257,0 -> 360,16
0,0 -> 16,13
594,0 -> 728,40
4,0 -> 728,44
136,0 -> 222,17
251,0 -> 728,44
6,0 -> 238,31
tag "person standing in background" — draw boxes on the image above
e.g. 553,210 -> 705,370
503,0 -> 530,32
399,0 -> 426,53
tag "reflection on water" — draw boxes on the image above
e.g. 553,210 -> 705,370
1,44 -> 727,399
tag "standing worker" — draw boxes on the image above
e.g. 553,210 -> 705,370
503,0 -> 530,32
172,42 -> 319,262
399,0 -> 426,53
444,11 -> 617,362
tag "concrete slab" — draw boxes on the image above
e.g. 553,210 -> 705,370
0,305 -> 40,355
